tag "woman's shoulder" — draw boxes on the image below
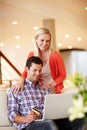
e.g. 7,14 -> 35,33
27,51 -> 34,58
51,50 -> 61,56
49,50 -> 63,62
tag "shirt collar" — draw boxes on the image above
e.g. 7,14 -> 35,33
25,79 -> 41,88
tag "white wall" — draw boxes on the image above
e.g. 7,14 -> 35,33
60,50 -> 87,77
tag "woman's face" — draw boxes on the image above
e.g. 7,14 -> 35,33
36,33 -> 51,52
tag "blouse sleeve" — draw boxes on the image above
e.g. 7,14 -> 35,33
49,51 -> 66,93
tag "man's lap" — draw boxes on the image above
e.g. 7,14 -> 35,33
22,120 -> 56,130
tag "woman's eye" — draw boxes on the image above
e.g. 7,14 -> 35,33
46,40 -> 50,43
41,40 -> 44,42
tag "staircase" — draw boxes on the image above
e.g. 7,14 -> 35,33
0,51 -> 21,91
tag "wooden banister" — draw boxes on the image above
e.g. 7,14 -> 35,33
0,51 -> 21,84
0,56 -> 2,84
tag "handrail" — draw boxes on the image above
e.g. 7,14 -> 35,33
0,51 -> 21,84
0,56 -> 2,84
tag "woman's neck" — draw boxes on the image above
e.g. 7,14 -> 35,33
39,50 -> 50,65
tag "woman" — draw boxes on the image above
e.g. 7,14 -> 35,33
12,28 -> 66,94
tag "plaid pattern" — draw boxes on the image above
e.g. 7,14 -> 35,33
8,79 -> 50,130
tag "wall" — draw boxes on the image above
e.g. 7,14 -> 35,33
60,50 -> 87,77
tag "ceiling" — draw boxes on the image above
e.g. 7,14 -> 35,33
0,0 -> 87,51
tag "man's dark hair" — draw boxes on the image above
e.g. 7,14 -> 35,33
26,56 -> 43,69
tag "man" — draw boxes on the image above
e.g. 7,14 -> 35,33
7,56 -> 56,130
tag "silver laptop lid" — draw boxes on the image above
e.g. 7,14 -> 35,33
43,93 -> 73,120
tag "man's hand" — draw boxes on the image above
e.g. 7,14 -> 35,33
25,111 -> 39,123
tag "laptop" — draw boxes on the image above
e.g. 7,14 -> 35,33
36,93 -> 73,121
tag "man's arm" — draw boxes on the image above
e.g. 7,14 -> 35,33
7,90 -> 37,124
13,112 -> 37,124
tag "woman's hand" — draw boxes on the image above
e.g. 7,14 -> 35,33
41,82 -> 57,93
41,82 -> 56,89
48,82 -> 57,89
11,77 -> 24,94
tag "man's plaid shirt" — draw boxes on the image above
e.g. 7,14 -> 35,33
8,79 -> 51,130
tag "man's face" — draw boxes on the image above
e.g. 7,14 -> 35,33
27,63 -> 42,83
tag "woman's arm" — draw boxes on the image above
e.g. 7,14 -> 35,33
49,51 -> 66,93
12,51 -> 34,94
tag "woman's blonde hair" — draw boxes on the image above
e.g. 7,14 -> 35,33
34,28 -> 51,41
33,28 -> 52,56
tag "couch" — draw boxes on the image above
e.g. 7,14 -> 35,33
0,91 -> 16,130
